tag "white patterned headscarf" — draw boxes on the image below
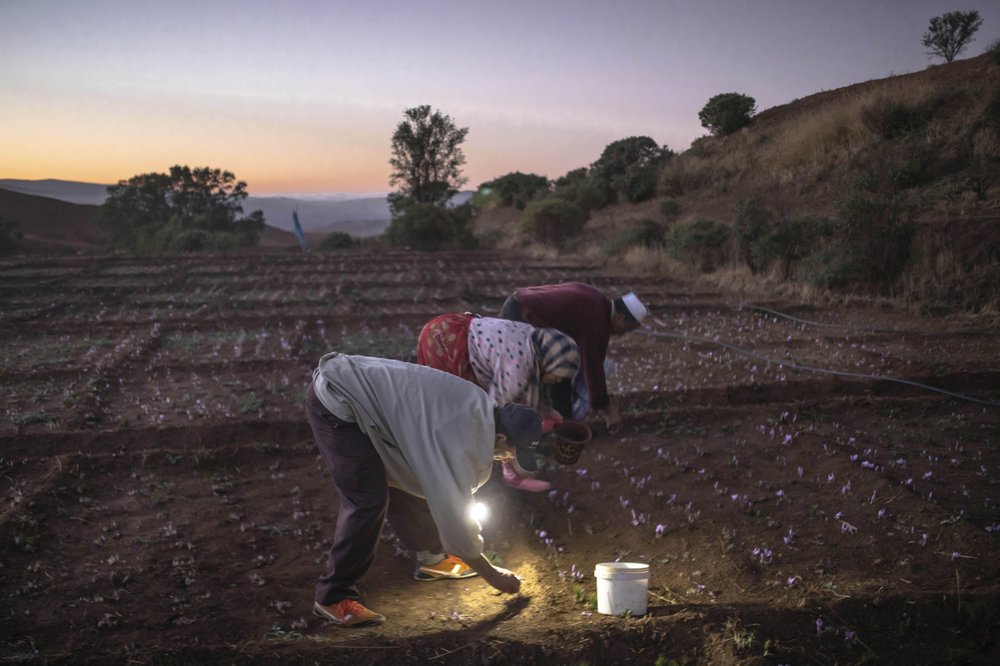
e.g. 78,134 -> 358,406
467,318 -> 578,412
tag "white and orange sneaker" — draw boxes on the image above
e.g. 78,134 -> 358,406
313,599 -> 385,627
413,554 -> 479,581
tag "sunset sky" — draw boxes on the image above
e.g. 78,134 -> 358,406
2,0 -> 998,195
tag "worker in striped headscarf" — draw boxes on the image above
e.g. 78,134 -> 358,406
417,313 -> 580,492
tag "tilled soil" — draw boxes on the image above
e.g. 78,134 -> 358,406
2,249 -> 998,664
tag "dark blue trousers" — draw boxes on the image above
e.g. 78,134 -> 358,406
304,383 -> 441,604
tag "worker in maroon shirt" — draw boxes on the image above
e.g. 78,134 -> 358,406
498,282 -> 647,432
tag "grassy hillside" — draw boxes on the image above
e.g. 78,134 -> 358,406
475,51 -> 1000,313
658,51 -> 999,223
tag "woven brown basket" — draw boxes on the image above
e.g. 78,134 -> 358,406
551,420 -> 592,465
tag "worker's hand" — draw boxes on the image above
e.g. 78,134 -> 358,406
540,411 -> 563,433
468,555 -> 522,594
604,407 -> 623,433
593,403 -> 622,434
484,565 -> 522,595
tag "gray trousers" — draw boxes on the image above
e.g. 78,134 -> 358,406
304,383 -> 441,604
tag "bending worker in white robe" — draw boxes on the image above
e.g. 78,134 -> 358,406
304,352 -> 545,627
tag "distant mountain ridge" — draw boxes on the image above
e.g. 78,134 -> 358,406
0,178 -> 394,237
0,186 -> 299,251
0,179 -> 109,206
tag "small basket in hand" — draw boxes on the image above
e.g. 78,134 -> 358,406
549,420 -> 592,465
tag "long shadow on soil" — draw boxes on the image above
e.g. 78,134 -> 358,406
25,590 -> 995,666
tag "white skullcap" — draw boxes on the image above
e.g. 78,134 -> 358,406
621,292 -> 647,323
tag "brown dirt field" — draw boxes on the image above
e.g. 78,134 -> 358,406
2,249 -> 998,665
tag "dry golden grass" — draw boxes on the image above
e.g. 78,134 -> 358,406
663,57 -> 998,205
616,245 -> 681,275
476,54 -> 1000,315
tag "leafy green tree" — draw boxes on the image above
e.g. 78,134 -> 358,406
98,165 -> 264,252
479,172 -> 550,210
591,136 -> 671,203
922,10 -> 983,62
388,105 -> 469,214
698,93 -> 757,136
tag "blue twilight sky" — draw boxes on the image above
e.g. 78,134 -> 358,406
1,0 -> 997,195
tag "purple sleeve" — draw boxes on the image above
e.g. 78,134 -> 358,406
515,283 -> 612,409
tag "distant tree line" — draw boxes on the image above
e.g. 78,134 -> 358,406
98,165 -> 265,253
93,7 -> 984,259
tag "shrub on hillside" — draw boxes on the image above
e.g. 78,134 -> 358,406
659,198 -> 681,220
553,169 -> 612,214
317,231 -> 358,250
961,156 -> 998,201
519,197 -> 587,246
166,229 -> 212,253
384,203 -> 477,251
860,99 -> 930,139
607,219 -> 665,255
733,198 -> 773,273
839,195 -> 914,289
831,168 -> 916,289
796,244 -> 858,290
658,160 -> 706,197
141,217 -> 249,254
771,216 -> 838,280
666,218 -> 732,271
734,198 -> 839,279
889,144 -> 941,189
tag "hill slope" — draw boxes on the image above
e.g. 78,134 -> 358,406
473,51 -> 1000,310
0,179 -> 394,237
0,187 -> 103,250
0,187 -> 299,251
0,178 -> 108,205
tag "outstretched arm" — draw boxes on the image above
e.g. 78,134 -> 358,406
465,554 -> 521,594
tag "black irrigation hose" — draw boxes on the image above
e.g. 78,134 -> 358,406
742,304 -> 1000,337
741,304 -> 901,333
639,328 -> 1000,408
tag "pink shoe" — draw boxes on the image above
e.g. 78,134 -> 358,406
502,462 -> 552,493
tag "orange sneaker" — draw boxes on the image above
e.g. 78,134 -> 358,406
313,599 -> 385,627
414,554 -> 479,581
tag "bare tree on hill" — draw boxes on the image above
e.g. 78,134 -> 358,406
922,10 -> 983,62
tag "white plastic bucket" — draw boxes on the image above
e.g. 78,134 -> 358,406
594,562 -> 649,616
